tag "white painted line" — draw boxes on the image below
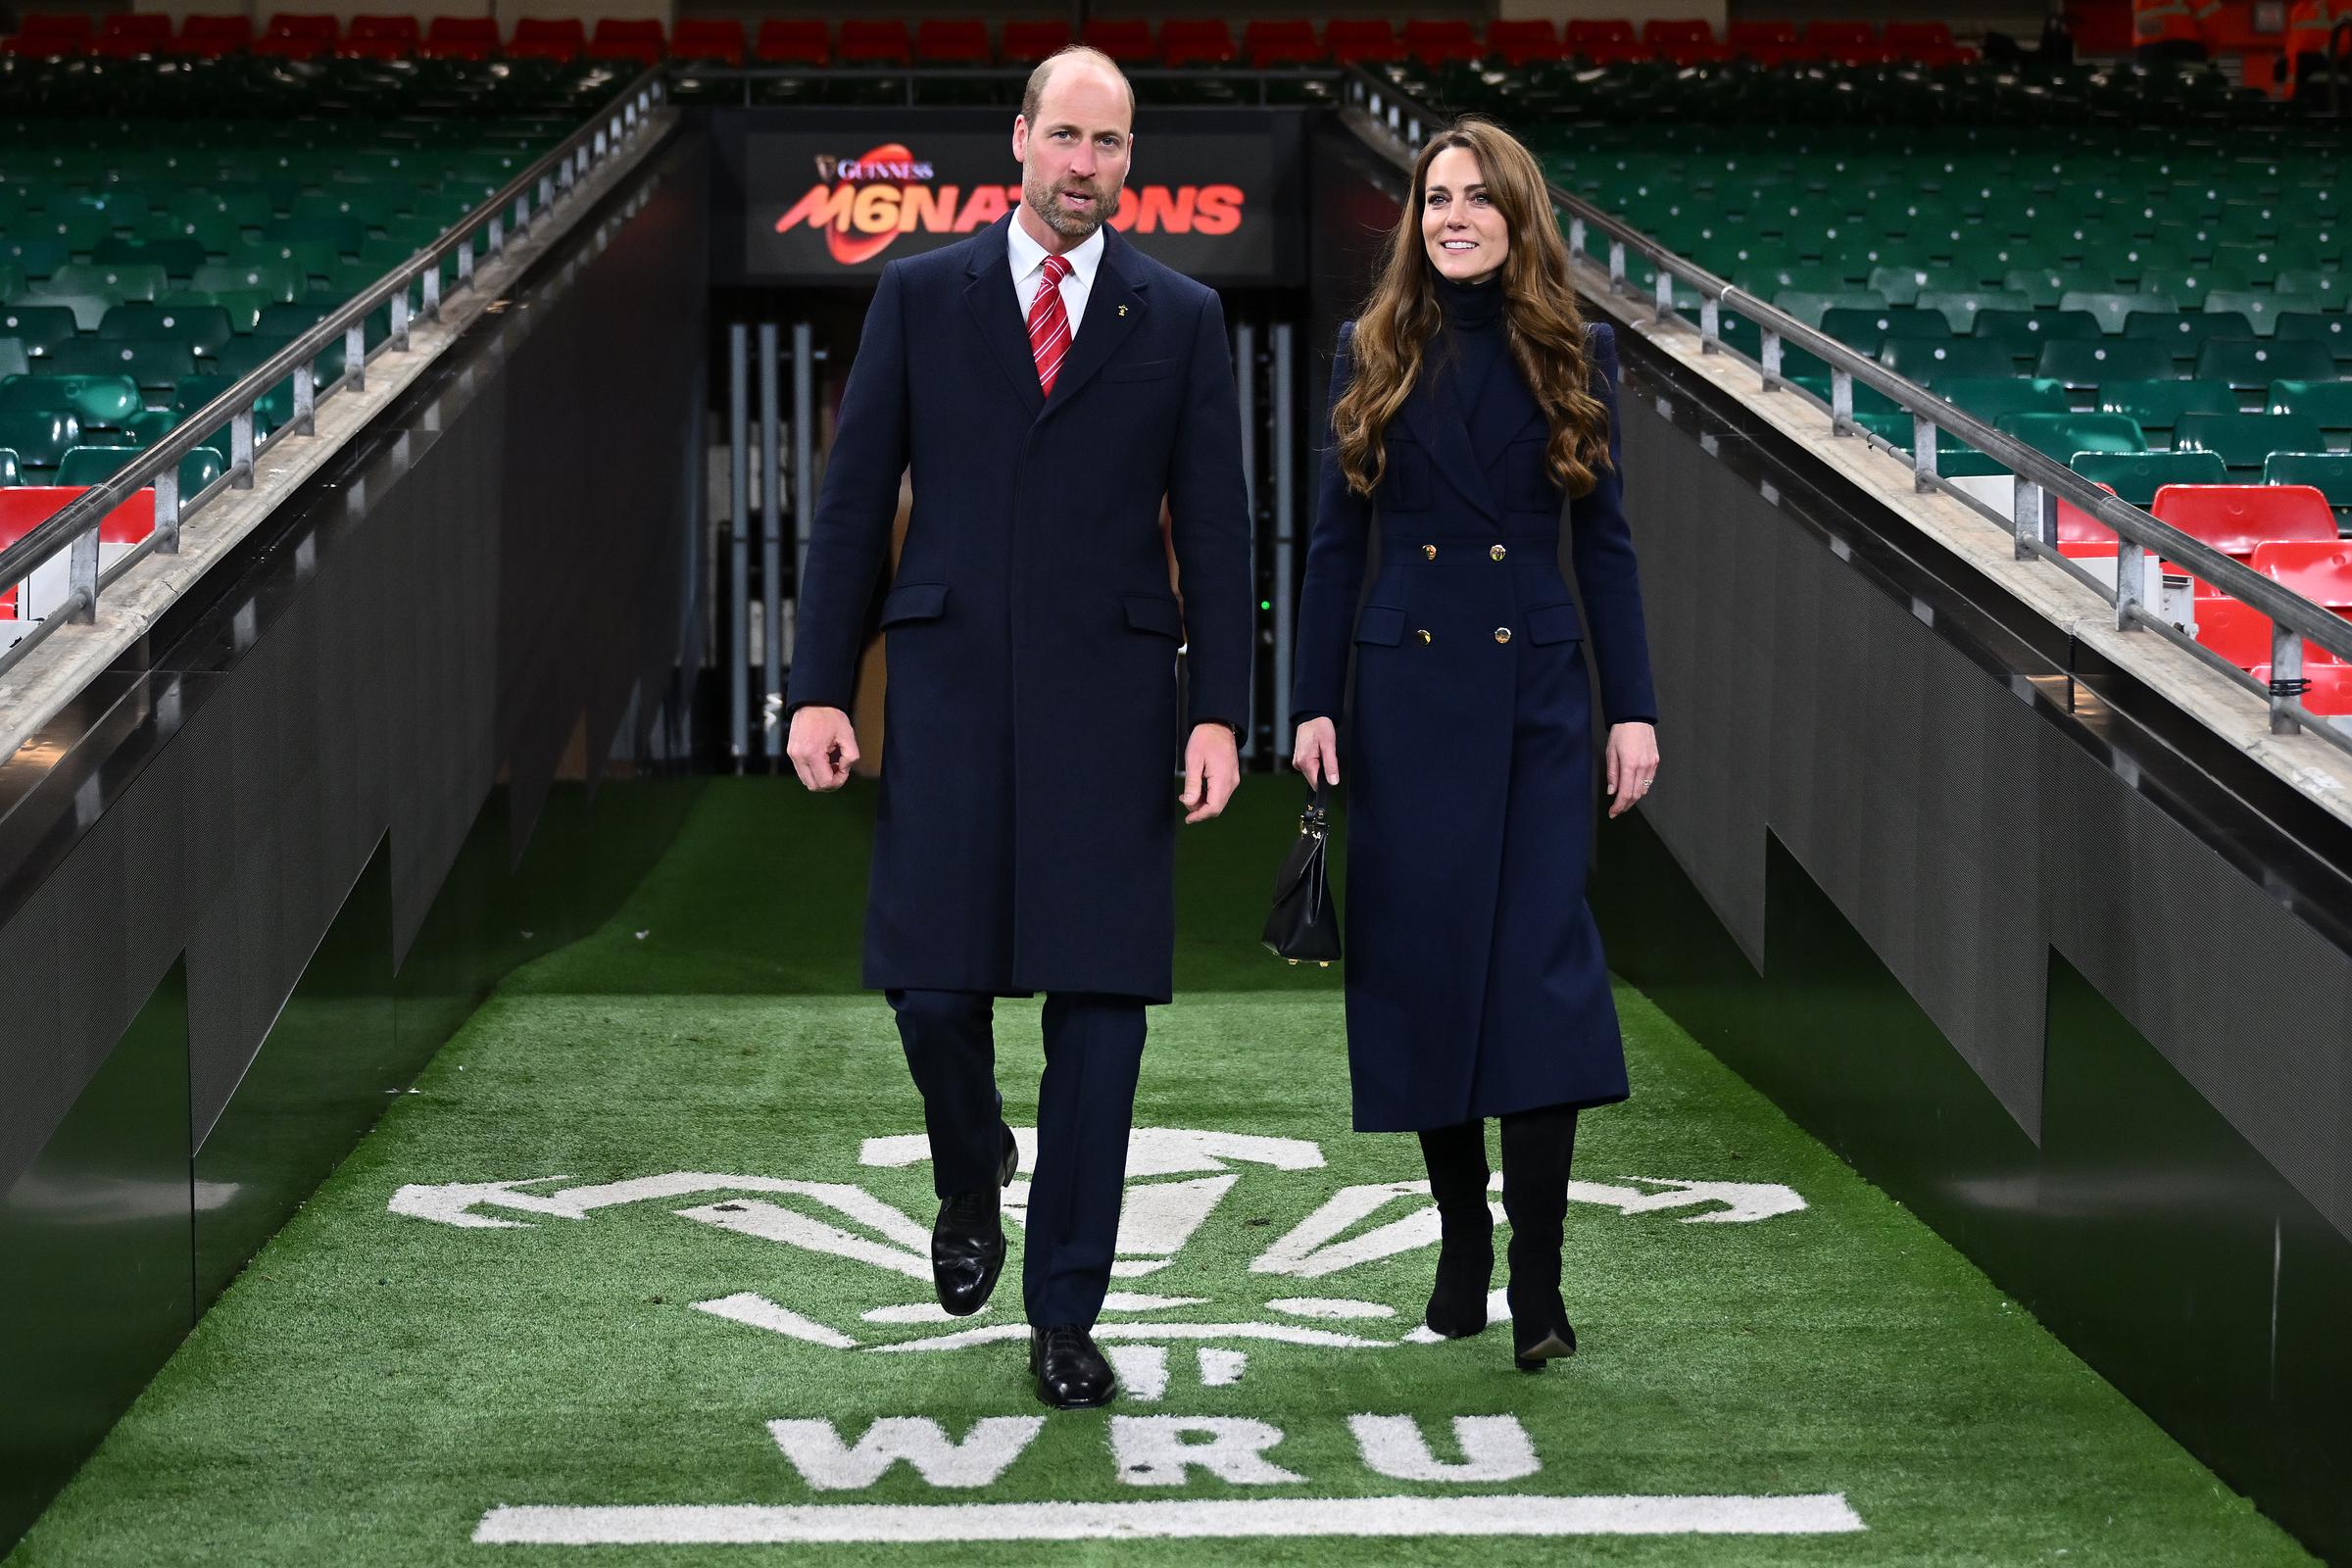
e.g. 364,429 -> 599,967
691,1293 -> 857,1348
1269,1298 -> 1396,1320
867,1322 -> 1388,1353
1105,1345 -> 1169,1400
1199,1348 -> 1247,1386
474,1493 -> 1866,1544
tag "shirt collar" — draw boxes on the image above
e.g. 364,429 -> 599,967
1007,212 -> 1105,288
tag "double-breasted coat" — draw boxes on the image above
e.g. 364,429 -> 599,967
1291,317 -> 1657,1132
786,215 -> 1252,1004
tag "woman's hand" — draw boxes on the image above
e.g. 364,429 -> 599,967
1292,716 -> 1340,788
1604,722 -> 1658,818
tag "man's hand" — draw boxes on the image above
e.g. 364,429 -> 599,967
787,706 -> 859,791
1290,716 -> 1339,788
1179,722 -> 1240,824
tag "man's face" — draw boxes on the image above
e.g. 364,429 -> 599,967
1012,64 -> 1133,241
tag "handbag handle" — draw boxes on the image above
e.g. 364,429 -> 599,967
1300,774 -> 1330,836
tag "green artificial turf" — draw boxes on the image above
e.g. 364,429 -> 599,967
3,780 -> 2312,1566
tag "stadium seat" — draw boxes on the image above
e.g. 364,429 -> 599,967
2060,291 -> 2178,336
2176,414 -> 2332,473
836,18 -> 912,64
1325,19 -> 1404,63
346,14 -> 419,48
99,305 -> 234,359
666,18 -> 743,63
1484,20 -> 1562,66
2072,451 -> 2230,507
2152,484 -> 2339,558
2127,312 -> 2257,363
0,410 -> 81,470
56,445 -> 224,493
2280,315 -> 2352,367
2194,595 -> 2276,667
0,449 -> 18,486
1884,337 -> 2028,384
0,372 -> 140,429
588,19 -> 665,64
2100,381 -> 2240,446
1242,20 -> 1324,66
1975,309 -> 2103,366
89,237 -> 208,278
1917,289 -> 2030,333
2265,453 -> 2352,517
96,14 -> 174,57
0,307 -> 78,354
2249,542 -> 2352,616
754,20 -> 828,65
1823,306 -> 1954,355
1999,411 -> 2147,464
1643,20 -> 1731,64
1000,20 -> 1073,65
2034,339 -> 2179,396
190,260 -> 305,306
49,263 -> 167,304
2196,340 -> 2338,397
0,487 -> 154,561
175,15 -> 253,55
43,338 -> 196,389
1938,376 -> 2072,424
420,16 -> 497,60
176,373 -> 294,435
2276,273 -> 2348,313
508,19 -> 586,60
1079,19 -> 1156,64
1401,19 -> 1483,65
1158,19 -> 1236,67
2247,662 -> 2352,715
2267,382 -> 2352,446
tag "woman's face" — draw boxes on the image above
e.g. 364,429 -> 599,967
1421,145 -> 1509,284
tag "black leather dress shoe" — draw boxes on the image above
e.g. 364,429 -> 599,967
1030,1325 -> 1116,1408
931,1123 -> 1019,1317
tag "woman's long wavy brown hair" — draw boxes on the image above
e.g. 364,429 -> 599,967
1333,117 -> 1611,500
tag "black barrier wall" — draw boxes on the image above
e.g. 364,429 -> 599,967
1591,326 -> 2352,1561
0,125 -> 710,1552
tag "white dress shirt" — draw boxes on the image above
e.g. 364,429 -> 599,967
1007,216 -> 1104,339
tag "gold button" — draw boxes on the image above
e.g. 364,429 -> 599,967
1421,543 -> 1437,560
1494,627 -> 1512,644
1491,544 -> 1507,561
1416,628 -> 1432,645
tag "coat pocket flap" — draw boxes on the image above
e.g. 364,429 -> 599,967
880,581 -> 950,627
1122,593 -> 1185,639
1354,605 -> 1407,646
1527,601 -> 1583,645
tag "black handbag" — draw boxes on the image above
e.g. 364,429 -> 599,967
1262,778 -> 1341,966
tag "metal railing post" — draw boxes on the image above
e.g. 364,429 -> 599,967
728,322 -> 750,763
759,321 -> 782,760
2270,623 -> 2306,736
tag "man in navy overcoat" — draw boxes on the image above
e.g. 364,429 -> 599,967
784,47 -> 1251,1408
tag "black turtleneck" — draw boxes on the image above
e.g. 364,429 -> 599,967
1426,267 -> 1514,462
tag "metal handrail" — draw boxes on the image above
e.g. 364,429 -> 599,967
1340,67 -> 2352,753
0,65 -> 669,679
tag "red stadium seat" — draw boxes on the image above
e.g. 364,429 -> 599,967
347,14 -> 419,46
755,20 -> 829,65
337,35 -> 409,59
250,32 -> 327,58
2250,541 -> 2352,613
1000,20 -> 1072,65
266,13 -> 339,43
588,18 -> 665,64
0,488 -> 156,621
420,16 -> 497,60
95,14 -> 174,55
2195,596 -> 2274,665
508,18 -> 585,60
2056,481 -> 2121,552
1485,20 -> 1562,65
914,19 -> 988,63
1402,19 -> 1482,66
1567,19 -> 1640,49
835,18 -> 909,65
1243,20 -> 1325,66
1885,21 -> 1956,49
2152,484 -> 2339,560
1158,19 -> 1236,67
7,14 -> 89,55
2249,662 -> 2352,713
174,14 -> 253,55
1729,19 -> 1809,64
1642,19 -> 1731,61
1081,19 -> 1155,64
1324,19 -> 1404,63
669,19 -> 744,64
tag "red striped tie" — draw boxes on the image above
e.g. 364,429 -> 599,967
1027,252 -> 1073,399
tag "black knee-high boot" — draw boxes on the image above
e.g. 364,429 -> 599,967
1415,1120 -> 1494,1337
1498,1103 -> 1580,1370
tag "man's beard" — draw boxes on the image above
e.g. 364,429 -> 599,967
1024,168 -> 1123,240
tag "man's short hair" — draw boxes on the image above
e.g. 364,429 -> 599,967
1020,45 -> 1136,130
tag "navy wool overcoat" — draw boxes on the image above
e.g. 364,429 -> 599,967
786,214 -> 1252,1004
1290,318 -> 1657,1131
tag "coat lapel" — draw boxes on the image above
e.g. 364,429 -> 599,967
962,215 -> 1044,416
1400,355 -> 1502,524
1039,225 -> 1147,417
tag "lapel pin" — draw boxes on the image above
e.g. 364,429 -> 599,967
1118,305 -> 1128,317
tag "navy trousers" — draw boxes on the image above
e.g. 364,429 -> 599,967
886,988 -> 1148,1329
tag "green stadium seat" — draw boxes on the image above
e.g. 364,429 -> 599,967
46,262 -> 167,304
1974,309 -> 2103,365
2034,339 -> 2178,394
2275,272 -> 2348,312
2177,412 -> 2331,472
2126,311 -> 2256,362
0,305 -> 80,354
1790,372 -> 1909,419
1882,336 -> 2016,384
2072,451 -> 2230,507
0,410 -> 81,469
2268,381 -> 2352,446
2005,268 -> 2114,310
2278,314 -> 2352,366
1998,411 -> 2146,464
56,444 -> 226,493
41,337 -> 196,388
0,372 -> 140,428
241,238 -> 345,285
0,237 -> 73,280
0,448 -> 18,486
12,293 -> 113,332
19,211 -> 113,253
188,259 -> 306,306
1821,305 -> 1949,353
1775,289 -> 1889,328
99,304 -> 235,358
1937,375 -> 2072,423
1866,265 -> 1933,306
159,291 -> 265,334
175,374 -> 293,434
275,215 -> 369,256
2194,340 -> 2337,395
2265,453 -> 2352,515
2138,268 -> 2258,306
2099,380 -> 2239,445
0,264 -> 23,304
1916,288 -> 2031,333
2200,292 -> 2293,338
89,237 -> 209,278
2060,290 -> 2176,335
0,340 -> 26,379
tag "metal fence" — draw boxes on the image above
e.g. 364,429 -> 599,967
1342,68 -> 2352,755
0,67 -> 669,681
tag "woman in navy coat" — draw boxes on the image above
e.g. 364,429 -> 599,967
1290,119 -> 1660,1372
